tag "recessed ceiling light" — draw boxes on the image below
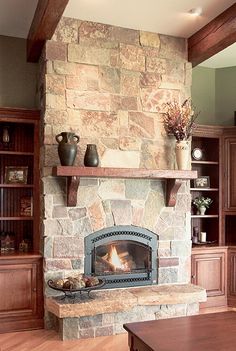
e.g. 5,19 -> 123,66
189,7 -> 202,16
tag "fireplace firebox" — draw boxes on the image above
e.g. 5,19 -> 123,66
84,225 -> 158,288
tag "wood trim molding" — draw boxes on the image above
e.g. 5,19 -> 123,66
188,3 -> 236,67
0,107 -> 40,120
27,0 -> 69,62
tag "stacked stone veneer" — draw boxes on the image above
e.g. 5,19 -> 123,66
46,284 -> 206,340
43,178 -> 191,288
39,16 -> 194,334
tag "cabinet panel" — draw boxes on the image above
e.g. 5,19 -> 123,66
192,253 -> 224,296
191,249 -> 227,308
0,256 -> 43,332
224,138 -> 236,211
0,263 -> 36,315
228,248 -> 236,307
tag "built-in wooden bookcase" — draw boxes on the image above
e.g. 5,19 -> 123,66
0,108 -> 43,333
191,126 -> 223,246
191,125 -> 236,309
0,109 -> 40,253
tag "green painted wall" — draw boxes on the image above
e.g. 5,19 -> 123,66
215,67 -> 236,125
0,35 -> 38,108
192,66 -> 216,125
192,65 -> 236,125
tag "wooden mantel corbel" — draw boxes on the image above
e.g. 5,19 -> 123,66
52,167 -> 197,207
166,179 -> 184,207
66,176 -> 80,207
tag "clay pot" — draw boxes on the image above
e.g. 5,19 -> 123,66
55,132 -> 80,166
84,144 -> 99,167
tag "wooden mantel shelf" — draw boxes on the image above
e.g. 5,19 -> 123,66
52,166 -> 197,207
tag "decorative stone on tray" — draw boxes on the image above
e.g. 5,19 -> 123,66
47,275 -> 105,300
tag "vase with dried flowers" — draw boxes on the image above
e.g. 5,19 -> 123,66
162,98 -> 199,170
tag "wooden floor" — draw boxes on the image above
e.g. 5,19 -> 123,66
0,329 -> 129,351
0,307 -> 232,351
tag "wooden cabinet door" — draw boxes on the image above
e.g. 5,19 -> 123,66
224,138 -> 236,211
0,263 -> 37,317
228,248 -> 236,307
0,256 -> 43,333
191,249 -> 227,308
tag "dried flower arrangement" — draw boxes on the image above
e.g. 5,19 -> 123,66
162,98 -> 199,141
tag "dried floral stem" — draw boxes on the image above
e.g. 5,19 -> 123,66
162,98 -> 199,141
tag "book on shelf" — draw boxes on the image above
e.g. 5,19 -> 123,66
20,196 -> 33,216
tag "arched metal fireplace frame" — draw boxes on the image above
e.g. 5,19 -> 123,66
84,225 -> 158,289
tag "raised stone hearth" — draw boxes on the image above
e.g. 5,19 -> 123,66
46,284 -> 206,340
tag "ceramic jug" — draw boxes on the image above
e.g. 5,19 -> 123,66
55,132 -> 80,166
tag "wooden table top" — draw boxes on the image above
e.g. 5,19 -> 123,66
124,311 -> 236,351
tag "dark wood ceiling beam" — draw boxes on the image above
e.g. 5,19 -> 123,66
27,0 -> 69,62
188,3 -> 236,67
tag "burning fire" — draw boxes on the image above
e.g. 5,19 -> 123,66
108,245 -> 130,271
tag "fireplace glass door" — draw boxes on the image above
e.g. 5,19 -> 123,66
93,240 -> 151,276
84,226 -> 158,288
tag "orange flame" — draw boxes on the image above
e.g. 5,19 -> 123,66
109,246 -> 123,270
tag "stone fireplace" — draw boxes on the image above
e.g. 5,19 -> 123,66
84,225 -> 157,288
39,16 -> 206,340
43,176 -> 191,291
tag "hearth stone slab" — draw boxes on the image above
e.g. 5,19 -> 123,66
46,284 -> 206,340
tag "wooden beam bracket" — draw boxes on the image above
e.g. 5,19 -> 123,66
166,179 -> 183,207
27,0 -> 69,62
188,3 -> 236,67
67,176 -> 80,207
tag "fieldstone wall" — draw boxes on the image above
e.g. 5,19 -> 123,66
39,17 -> 192,297
46,283 -> 206,340
57,302 -> 199,339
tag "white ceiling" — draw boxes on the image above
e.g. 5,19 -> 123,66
64,0 -> 235,39
0,0 -> 235,67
